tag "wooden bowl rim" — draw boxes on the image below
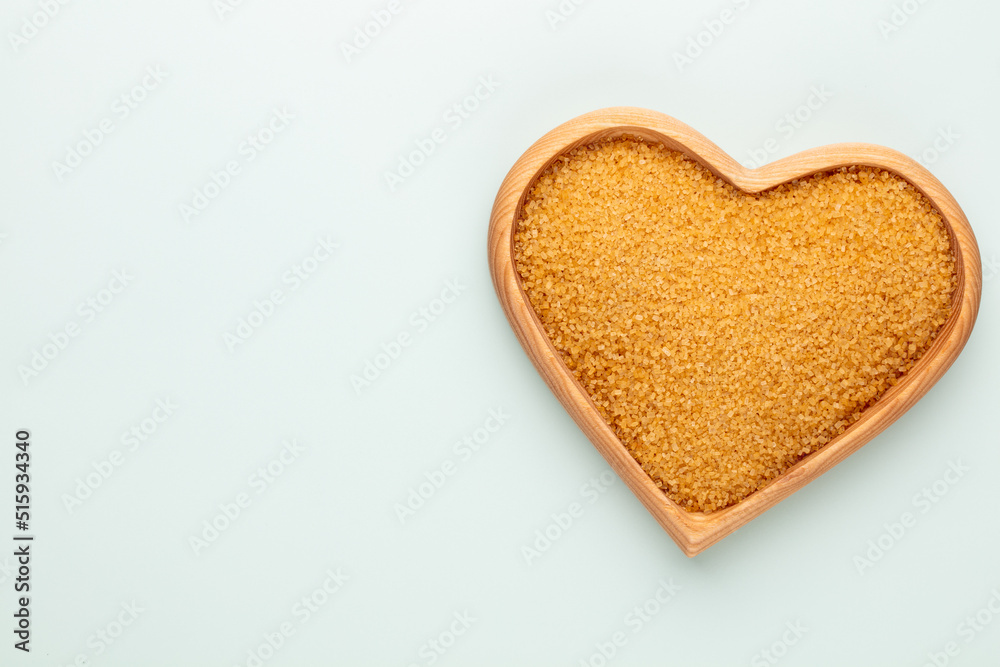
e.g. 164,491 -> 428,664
487,107 -> 982,556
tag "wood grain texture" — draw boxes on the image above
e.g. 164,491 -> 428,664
487,107 -> 982,557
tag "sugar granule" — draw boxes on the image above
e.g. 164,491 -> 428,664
513,137 -> 956,512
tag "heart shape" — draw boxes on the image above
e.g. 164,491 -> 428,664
488,108 -> 981,556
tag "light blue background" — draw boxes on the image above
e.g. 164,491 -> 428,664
2,1 -> 998,665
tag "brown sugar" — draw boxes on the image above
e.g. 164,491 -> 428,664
513,137 -> 956,512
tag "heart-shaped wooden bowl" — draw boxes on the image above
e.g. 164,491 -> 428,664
488,107 -> 981,556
